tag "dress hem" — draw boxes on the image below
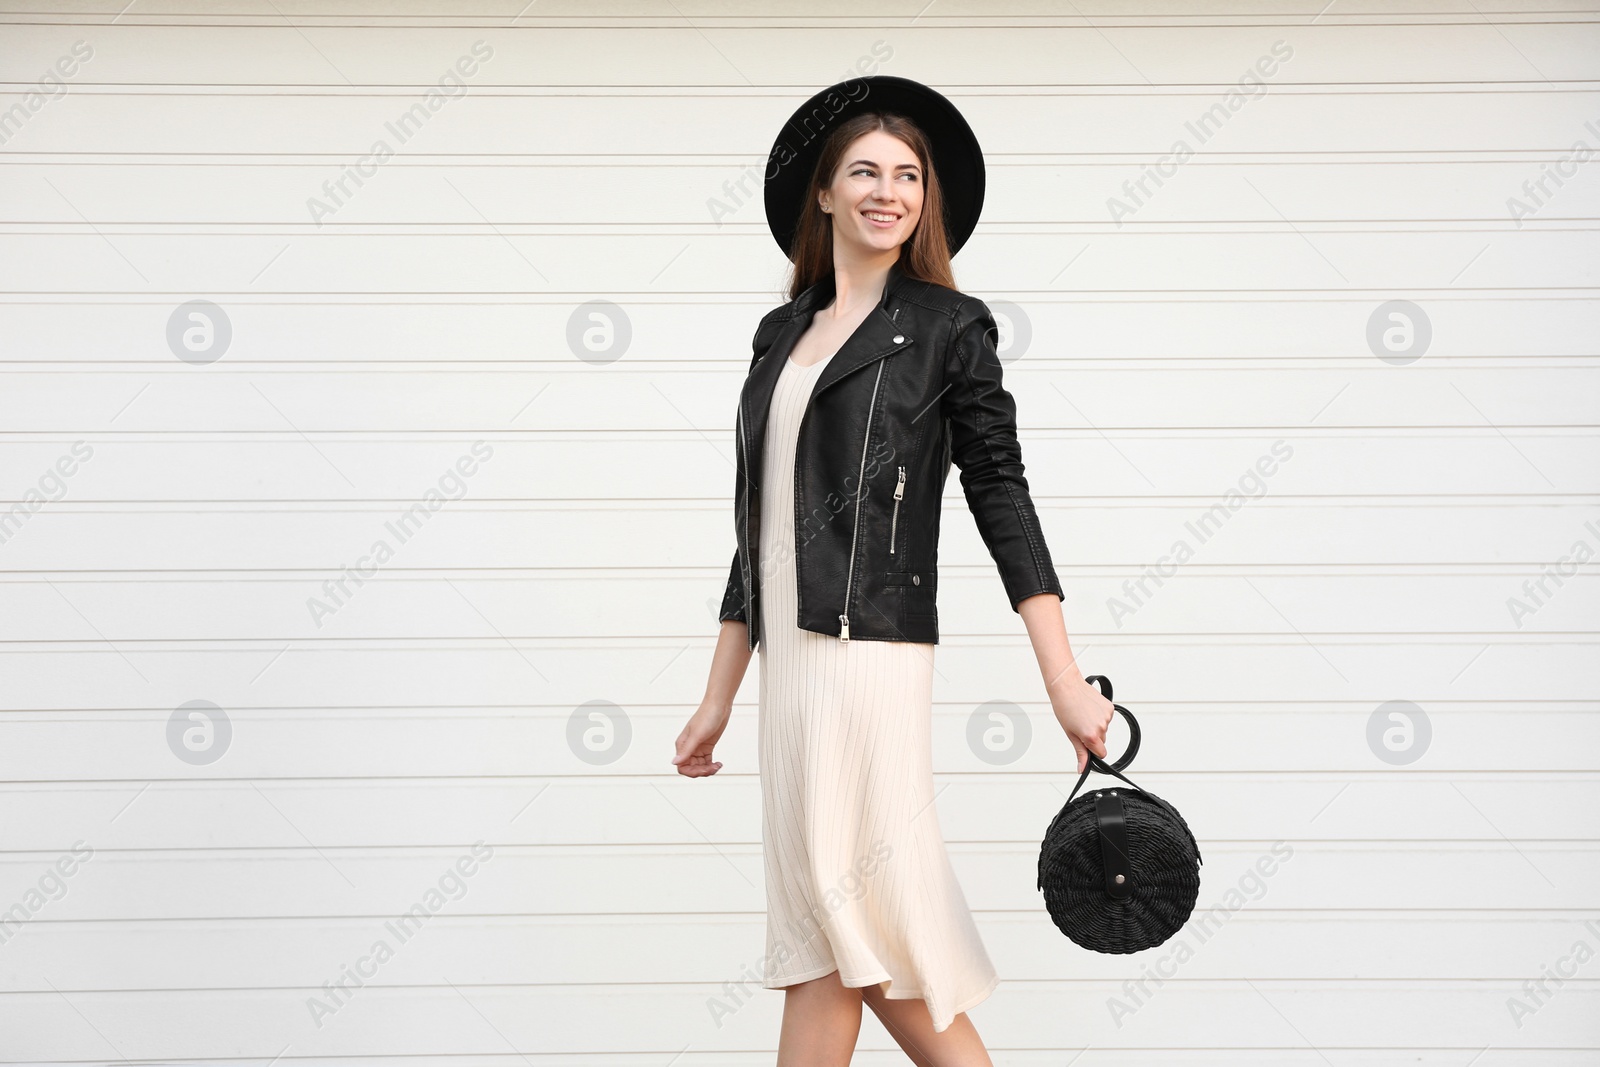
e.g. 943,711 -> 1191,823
937,969 -> 1002,1031
763,965 -> 1001,1034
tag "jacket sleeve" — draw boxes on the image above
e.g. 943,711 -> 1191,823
717,547 -> 746,624
718,312 -> 781,626
942,297 -> 1064,611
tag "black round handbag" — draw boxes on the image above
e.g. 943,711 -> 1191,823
1036,675 -> 1203,954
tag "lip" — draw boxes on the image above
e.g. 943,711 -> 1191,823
860,209 -> 901,229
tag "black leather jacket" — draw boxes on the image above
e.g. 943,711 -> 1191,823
718,257 -> 1063,650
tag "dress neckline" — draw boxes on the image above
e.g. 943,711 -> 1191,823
787,349 -> 836,371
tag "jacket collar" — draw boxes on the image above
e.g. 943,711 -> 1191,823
740,258 -> 917,491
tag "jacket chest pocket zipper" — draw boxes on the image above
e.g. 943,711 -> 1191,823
889,465 -> 905,555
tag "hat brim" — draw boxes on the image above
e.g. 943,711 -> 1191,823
763,75 -> 985,261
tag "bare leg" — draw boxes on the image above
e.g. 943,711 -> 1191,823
860,982 -> 994,1067
776,969 -> 864,1067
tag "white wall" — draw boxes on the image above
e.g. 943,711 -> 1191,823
1,2 -> 1597,1063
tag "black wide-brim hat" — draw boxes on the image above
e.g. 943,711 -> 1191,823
763,74 -> 986,260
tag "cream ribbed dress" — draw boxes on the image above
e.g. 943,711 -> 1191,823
756,348 -> 1000,1033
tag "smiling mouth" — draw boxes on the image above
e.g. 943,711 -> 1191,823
862,210 -> 901,224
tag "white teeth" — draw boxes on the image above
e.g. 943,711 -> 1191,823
864,211 -> 898,222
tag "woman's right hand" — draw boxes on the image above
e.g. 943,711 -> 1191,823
672,701 -> 730,777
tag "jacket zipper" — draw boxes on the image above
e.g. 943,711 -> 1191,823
889,465 -> 905,554
839,359 -> 887,641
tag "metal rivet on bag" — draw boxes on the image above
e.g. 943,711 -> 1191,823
1114,874 -> 1125,884
911,574 -> 920,585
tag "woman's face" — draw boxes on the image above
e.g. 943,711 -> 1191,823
820,129 -> 924,257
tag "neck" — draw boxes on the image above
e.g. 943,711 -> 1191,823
821,251 -> 901,319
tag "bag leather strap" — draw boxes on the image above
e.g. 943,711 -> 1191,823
1095,790 -> 1133,899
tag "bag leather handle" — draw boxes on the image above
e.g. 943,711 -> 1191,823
1084,674 -> 1140,773
1064,675 -> 1142,806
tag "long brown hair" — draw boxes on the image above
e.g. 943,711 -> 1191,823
785,111 -> 959,301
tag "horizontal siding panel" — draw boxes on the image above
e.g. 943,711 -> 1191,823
0,34 -> 1597,95
0,57 -> 1593,111
3,912 -> 1592,988
0,640 -> 1593,709
3,161 -> 1599,225
2,569 -> 1597,643
0,844 -> 1595,918
5,299 -> 1597,363
2,503 -> 1598,572
4,366 -> 1600,430
0,775 -> 1596,848
1,707 -> 1596,778
0,982 -> 1595,1058
2,230 -> 1594,292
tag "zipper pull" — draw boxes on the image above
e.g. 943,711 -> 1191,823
893,465 -> 905,499
838,613 -> 850,641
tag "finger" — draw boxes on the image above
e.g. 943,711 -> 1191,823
688,756 -> 721,776
1070,736 -> 1087,774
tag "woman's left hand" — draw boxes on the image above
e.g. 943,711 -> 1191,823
1050,675 -> 1115,774
1015,593 -> 1116,773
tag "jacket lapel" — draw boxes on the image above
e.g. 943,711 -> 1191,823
741,260 -> 915,491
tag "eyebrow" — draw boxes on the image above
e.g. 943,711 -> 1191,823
846,159 -> 921,171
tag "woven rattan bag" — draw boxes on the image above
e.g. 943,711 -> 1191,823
1036,675 -> 1202,954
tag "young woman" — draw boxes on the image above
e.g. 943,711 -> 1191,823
673,76 -> 1114,1065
